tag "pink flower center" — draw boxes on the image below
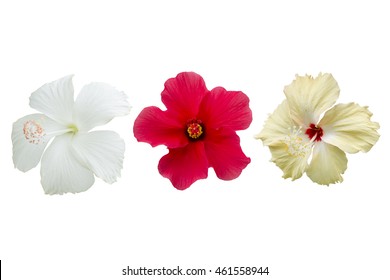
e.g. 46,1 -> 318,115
305,123 -> 323,141
23,120 -> 46,144
186,119 -> 204,140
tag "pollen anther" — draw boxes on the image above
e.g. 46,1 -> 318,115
23,120 -> 45,144
283,126 -> 312,158
186,119 -> 204,140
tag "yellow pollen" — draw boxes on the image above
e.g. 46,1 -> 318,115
23,120 -> 46,144
187,123 -> 203,139
283,126 -> 312,158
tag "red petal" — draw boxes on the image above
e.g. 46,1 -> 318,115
198,87 -> 252,131
204,128 -> 250,180
133,106 -> 188,148
161,72 -> 209,122
158,142 -> 209,190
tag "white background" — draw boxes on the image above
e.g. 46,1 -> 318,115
0,1 -> 389,279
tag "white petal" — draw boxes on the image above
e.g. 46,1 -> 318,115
255,100 -> 295,146
12,114 -> 68,172
71,131 -> 125,183
306,142 -> 348,185
319,103 -> 380,153
40,133 -> 95,195
284,73 -> 340,126
73,82 -> 130,131
29,75 -> 75,125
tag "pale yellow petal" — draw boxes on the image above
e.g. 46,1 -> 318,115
319,103 -> 380,153
257,99 -> 312,180
306,142 -> 347,185
268,131 -> 312,180
284,73 -> 340,126
255,100 -> 294,146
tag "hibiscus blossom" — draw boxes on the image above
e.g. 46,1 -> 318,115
133,72 -> 252,190
256,73 -> 380,185
12,75 -> 130,194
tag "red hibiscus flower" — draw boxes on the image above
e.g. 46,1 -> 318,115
133,72 -> 252,190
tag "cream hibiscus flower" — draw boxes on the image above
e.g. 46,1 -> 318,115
12,75 -> 130,194
256,73 -> 380,185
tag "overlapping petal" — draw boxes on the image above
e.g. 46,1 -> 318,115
13,75 -> 130,195
284,73 -> 340,126
73,82 -> 130,131
268,141 -> 311,180
306,142 -> 347,185
133,106 -> 188,148
158,142 -> 209,190
71,131 -> 125,184
198,87 -> 252,131
258,73 -> 379,186
134,72 -> 252,189
40,133 -> 95,195
161,72 -> 208,122
255,100 -> 294,146
204,128 -> 250,180
29,75 -> 75,125
12,114 -> 68,172
319,103 -> 380,153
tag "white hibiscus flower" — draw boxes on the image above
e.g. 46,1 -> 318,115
12,75 -> 130,194
256,73 -> 380,185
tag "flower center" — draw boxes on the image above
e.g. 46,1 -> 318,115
23,120 -> 46,144
23,120 -> 79,145
305,123 -> 323,141
186,119 -> 204,140
284,126 -> 312,158
68,124 -> 79,134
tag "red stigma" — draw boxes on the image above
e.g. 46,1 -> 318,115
305,123 -> 323,141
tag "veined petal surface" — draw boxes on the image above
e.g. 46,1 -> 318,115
158,142 -> 208,190
198,87 -> 252,131
204,128 -> 250,180
161,72 -> 208,122
73,82 -> 130,131
29,75 -> 75,125
284,73 -> 340,126
319,103 -> 380,153
255,100 -> 294,146
12,114 -> 68,172
133,106 -> 188,148
72,131 -> 125,184
268,141 -> 311,180
307,142 -> 347,185
40,133 -> 95,195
